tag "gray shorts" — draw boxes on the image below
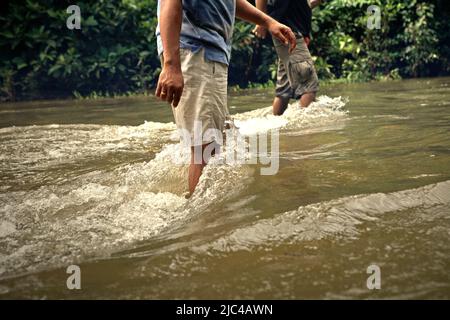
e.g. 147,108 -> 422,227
273,35 -> 319,100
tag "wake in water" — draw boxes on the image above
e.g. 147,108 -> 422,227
0,96 -> 348,277
234,95 -> 348,135
193,180 -> 450,253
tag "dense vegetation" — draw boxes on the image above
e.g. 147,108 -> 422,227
1,0 -> 449,101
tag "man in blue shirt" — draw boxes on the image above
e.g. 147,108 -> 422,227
156,0 -> 296,195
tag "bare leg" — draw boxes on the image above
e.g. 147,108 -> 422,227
188,142 -> 216,196
299,92 -> 316,108
188,161 -> 204,196
272,96 -> 290,116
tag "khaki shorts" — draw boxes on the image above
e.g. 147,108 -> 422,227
273,35 -> 319,100
170,48 -> 229,147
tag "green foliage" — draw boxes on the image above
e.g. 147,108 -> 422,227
308,0 -> 448,82
0,0 -> 159,101
229,21 -> 278,87
403,2 -> 439,77
0,0 -> 449,101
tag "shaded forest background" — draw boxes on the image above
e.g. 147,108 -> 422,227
1,0 -> 449,101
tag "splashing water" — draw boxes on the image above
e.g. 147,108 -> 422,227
1,78 -> 450,299
0,96 -> 347,277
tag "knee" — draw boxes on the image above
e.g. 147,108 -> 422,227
191,142 -> 218,165
273,96 -> 289,115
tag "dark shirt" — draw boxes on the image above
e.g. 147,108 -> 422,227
156,0 -> 236,65
268,0 -> 312,37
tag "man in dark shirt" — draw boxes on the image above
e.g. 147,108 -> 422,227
254,0 -> 323,115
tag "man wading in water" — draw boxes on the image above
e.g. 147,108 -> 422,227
156,0 -> 296,195
253,0 -> 322,115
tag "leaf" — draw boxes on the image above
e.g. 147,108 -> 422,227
84,16 -> 98,27
48,64 -> 62,75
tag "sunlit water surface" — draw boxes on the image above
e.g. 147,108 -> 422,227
0,78 -> 449,299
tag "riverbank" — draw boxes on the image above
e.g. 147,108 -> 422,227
1,75 -> 442,108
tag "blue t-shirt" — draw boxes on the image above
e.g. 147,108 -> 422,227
156,0 -> 236,65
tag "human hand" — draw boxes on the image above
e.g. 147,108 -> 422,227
155,64 -> 184,107
252,24 -> 267,39
267,21 -> 296,53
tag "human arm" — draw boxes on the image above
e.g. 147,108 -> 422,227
155,0 -> 184,107
252,0 -> 268,38
236,0 -> 296,52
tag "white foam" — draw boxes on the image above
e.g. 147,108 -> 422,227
0,221 -> 16,238
233,95 -> 348,136
0,121 -> 176,174
0,140 -> 254,277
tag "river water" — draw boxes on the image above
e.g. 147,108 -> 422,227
0,78 -> 449,299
